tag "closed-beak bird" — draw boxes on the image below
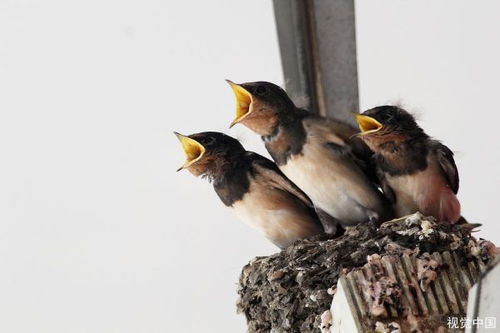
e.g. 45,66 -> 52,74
226,80 -> 391,230
354,105 -> 461,223
175,131 -> 331,248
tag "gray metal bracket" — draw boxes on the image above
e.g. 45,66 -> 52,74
273,0 -> 359,125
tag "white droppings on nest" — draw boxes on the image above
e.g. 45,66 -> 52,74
420,219 -> 433,231
374,321 -> 388,333
367,253 -> 384,274
478,239 -> 500,258
295,271 -> 305,284
419,219 -> 435,239
416,254 -> 440,292
384,242 -> 414,256
414,216 -> 440,240
449,234 -> 462,250
469,240 -> 481,257
388,322 -> 401,333
319,310 -> 332,333
361,253 -> 403,317
375,321 -> 401,333
396,228 -> 420,237
361,274 -> 402,317
404,212 -> 425,227
466,238 -> 498,259
367,253 -> 382,262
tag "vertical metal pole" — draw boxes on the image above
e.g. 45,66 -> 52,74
273,0 -> 359,126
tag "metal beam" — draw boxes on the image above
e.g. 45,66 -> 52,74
273,0 -> 359,125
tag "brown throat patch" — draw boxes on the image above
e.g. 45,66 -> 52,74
240,101 -> 279,136
187,158 -> 211,177
363,133 -> 411,169
364,131 -> 429,176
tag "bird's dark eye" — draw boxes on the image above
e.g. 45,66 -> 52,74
202,137 -> 216,147
255,86 -> 267,95
380,113 -> 393,123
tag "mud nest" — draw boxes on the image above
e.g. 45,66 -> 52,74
237,213 -> 497,332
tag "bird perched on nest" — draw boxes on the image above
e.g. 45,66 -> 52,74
354,105 -> 461,223
174,131 -> 331,248
226,80 -> 391,231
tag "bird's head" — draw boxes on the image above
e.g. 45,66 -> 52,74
174,131 -> 245,180
226,80 -> 295,136
354,106 -> 426,147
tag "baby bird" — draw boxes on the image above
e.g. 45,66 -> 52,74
227,80 -> 391,228
354,105 -> 461,223
175,131 -> 329,248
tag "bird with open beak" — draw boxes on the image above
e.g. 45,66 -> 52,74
175,131 -> 330,248
227,80 -> 391,230
354,105 -> 461,223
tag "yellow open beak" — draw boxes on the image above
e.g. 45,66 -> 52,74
174,132 -> 206,171
226,80 -> 253,128
354,114 -> 383,134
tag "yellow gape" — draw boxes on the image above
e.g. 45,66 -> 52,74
354,114 -> 383,134
226,80 -> 253,127
174,132 -> 206,171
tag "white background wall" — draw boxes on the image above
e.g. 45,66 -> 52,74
0,1 -> 498,332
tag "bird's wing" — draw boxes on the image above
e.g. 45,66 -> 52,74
431,141 -> 459,194
248,152 -> 341,234
306,116 -> 356,146
306,117 -> 381,185
303,117 -> 354,158
247,152 -> 313,207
